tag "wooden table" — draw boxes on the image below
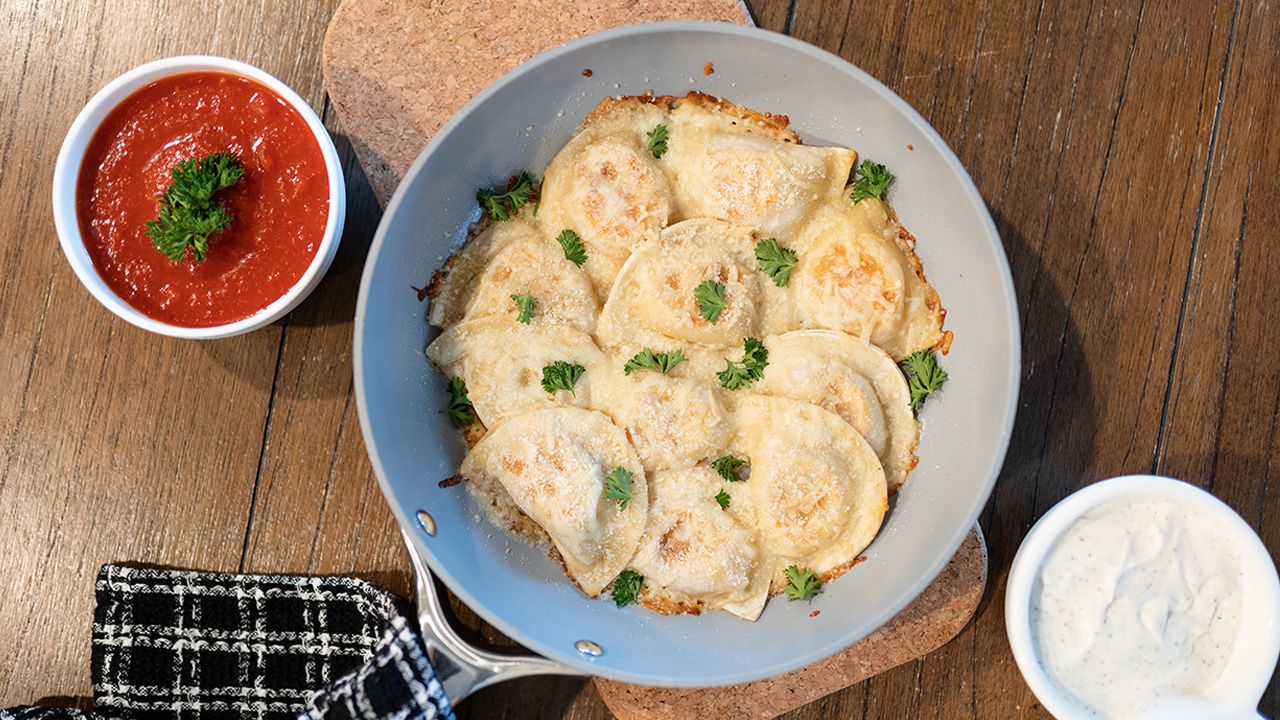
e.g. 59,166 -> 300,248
3,0 -> 1277,717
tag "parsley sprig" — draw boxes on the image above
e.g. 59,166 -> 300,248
145,151 -> 244,262
694,280 -> 728,323
755,238 -> 798,287
711,454 -> 747,482
477,172 -> 533,220
541,360 -> 585,396
646,124 -> 669,158
714,489 -> 731,510
899,350 -> 948,412
784,565 -> 823,601
612,569 -> 643,607
717,337 -> 768,390
556,229 -> 588,266
623,347 -> 687,376
441,376 -> 477,428
849,160 -> 895,213
511,293 -> 538,324
605,466 -> 635,510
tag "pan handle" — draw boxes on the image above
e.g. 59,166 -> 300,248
400,529 -> 586,703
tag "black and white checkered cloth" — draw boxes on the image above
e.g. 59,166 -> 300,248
1,565 -> 455,720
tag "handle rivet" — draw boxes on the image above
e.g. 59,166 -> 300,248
575,640 -> 604,657
417,510 -> 437,536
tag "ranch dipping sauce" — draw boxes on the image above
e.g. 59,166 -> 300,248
1030,496 -> 1244,719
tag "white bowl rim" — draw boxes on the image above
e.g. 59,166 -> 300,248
1005,474 -> 1280,719
51,54 -> 346,339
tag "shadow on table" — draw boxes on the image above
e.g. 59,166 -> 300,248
31,697 -> 92,711
975,201 -> 1101,616
451,674 -> 599,720
281,127 -> 386,334
191,127 -> 386,394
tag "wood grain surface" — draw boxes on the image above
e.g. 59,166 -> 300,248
2,1 -> 1277,719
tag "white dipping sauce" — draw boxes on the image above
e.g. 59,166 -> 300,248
1030,496 -> 1244,719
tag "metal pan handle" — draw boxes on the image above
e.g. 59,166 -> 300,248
400,529 -> 585,703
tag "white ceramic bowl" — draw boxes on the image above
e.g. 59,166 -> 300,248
51,55 -> 345,339
1006,475 -> 1280,719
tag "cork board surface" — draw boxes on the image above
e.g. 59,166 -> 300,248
322,0 -> 751,205
322,3 -> 986,717
596,526 -> 987,720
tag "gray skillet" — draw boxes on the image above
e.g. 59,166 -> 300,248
354,21 -> 1020,688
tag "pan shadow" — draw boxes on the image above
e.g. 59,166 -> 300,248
972,202 -> 1100,622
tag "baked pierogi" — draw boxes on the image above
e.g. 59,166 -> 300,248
663,97 -> 857,237
460,407 -> 647,597
425,318 -> 609,428
729,395 -> 888,585
753,330 -> 918,493
629,464 -> 773,620
597,218 -> 765,350
539,99 -> 674,297
426,92 -> 946,619
789,201 -> 944,360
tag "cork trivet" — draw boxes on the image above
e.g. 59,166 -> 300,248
596,526 -> 988,720
322,3 -> 987,717
322,0 -> 751,206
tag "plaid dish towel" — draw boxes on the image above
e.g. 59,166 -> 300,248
1,565 -> 455,720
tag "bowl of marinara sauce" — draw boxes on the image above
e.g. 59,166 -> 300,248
52,55 -> 345,338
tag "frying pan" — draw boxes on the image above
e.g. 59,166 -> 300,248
354,21 -> 1020,689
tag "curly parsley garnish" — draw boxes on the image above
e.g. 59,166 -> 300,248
714,489 -> 731,510
605,466 -> 635,510
612,569 -> 643,607
477,171 -> 533,220
145,151 -> 244,262
711,454 -> 747,482
646,124 -> 669,158
541,360 -> 585,396
441,376 -> 477,428
694,280 -> 728,323
899,349 -> 948,412
849,160 -> 895,213
511,292 -> 538,324
717,337 -> 768,390
784,565 -> 823,601
623,347 -> 687,376
755,238 -> 798,287
556,229 -> 588,266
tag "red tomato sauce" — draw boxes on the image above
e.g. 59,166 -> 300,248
76,71 -> 329,327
